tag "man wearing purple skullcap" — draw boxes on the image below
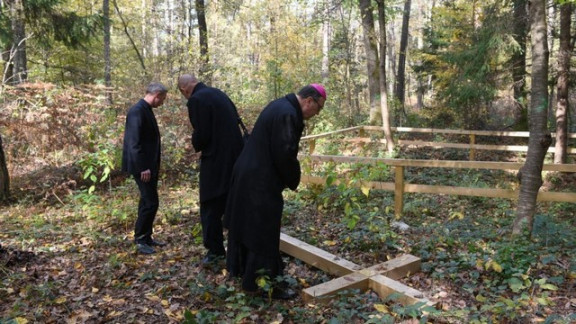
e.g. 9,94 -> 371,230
224,84 -> 326,299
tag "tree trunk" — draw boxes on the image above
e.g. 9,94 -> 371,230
196,0 -> 211,83
376,0 -> 395,154
512,0 -> 551,236
359,0 -> 381,124
512,0 -> 528,129
395,0 -> 411,122
113,0 -> 147,73
103,0 -> 113,105
10,0 -> 27,84
0,135 -> 9,203
321,0 -> 330,84
2,46 -> 14,85
553,3 -> 572,164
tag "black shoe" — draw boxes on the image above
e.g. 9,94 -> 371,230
136,243 -> 156,255
146,239 -> 166,247
201,253 -> 225,268
266,288 -> 297,300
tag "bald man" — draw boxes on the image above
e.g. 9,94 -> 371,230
178,74 -> 244,267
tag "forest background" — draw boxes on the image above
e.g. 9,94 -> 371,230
0,0 -> 575,323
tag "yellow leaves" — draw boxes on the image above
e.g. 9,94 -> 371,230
13,317 -> 28,324
298,278 -> 310,288
485,259 -> 503,273
449,211 -> 464,220
54,296 -> 67,304
146,294 -> 161,302
323,240 -> 337,246
360,184 -> 370,197
202,291 -> 213,302
373,303 -> 389,313
475,294 -> 487,302
107,310 -> 123,318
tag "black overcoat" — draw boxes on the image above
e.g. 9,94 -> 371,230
122,99 -> 161,177
224,94 -> 304,257
187,83 -> 244,202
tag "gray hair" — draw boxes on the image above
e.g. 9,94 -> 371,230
146,82 -> 168,94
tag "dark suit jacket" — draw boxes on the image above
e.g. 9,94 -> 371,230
122,99 -> 161,177
187,83 -> 244,202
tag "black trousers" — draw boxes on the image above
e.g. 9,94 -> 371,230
200,194 -> 227,256
134,175 -> 159,243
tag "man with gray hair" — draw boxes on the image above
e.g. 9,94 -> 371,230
122,82 -> 168,255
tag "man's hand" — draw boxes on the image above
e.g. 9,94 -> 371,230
140,169 -> 151,182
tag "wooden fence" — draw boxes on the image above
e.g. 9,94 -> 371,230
302,126 -> 576,160
300,154 -> 576,218
298,126 -> 576,217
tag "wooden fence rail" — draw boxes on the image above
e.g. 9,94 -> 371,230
302,126 -> 576,160
300,154 -> 576,218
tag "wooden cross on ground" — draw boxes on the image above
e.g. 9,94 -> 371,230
280,233 -> 433,306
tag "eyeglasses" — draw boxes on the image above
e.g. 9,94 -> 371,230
311,97 -> 324,110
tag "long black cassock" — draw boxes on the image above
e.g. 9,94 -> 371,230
187,82 -> 244,203
224,93 -> 304,290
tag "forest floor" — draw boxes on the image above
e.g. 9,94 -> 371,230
1,141 -> 576,323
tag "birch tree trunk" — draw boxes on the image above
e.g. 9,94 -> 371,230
359,0 -> 381,124
376,0 -> 395,154
103,0 -> 113,105
553,3 -> 573,164
512,0 -> 551,236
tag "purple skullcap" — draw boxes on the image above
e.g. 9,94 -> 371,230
310,83 -> 327,99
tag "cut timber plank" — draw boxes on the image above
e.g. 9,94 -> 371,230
279,233 -> 362,277
302,272 -> 370,303
360,254 -> 421,280
280,233 -> 431,306
370,275 -> 433,306
301,254 -> 423,304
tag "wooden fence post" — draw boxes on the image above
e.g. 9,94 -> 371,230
394,166 -> 405,219
469,134 -> 476,161
309,139 -> 316,154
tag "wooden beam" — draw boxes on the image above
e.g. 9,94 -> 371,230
301,126 -> 362,141
469,134 -> 476,161
363,125 -> 576,139
395,166 -> 405,219
300,254 -> 424,304
279,233 -> 361,277
300,154 -> 576,172
370,275 -> 431,306
302,272 -> 370,303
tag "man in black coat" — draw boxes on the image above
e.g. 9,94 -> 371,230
178,74 -> 244,265
122,82 -> 168,255
224,84 -> 326,299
